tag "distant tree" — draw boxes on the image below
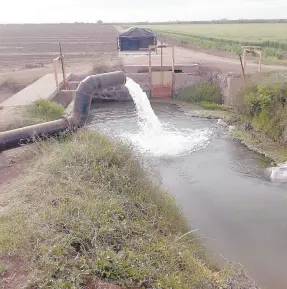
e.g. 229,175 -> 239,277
97,20 -> 103,24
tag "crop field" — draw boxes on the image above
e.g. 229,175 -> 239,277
145,23 -> 287,62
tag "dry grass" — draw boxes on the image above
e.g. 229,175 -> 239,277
0,131 -> 226,289
92,58 -> 124,74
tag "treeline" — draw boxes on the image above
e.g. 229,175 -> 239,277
111,19 -> 287,25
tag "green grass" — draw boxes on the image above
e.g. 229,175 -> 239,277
144,23 -> 287,62
0,131 -> 226,288
177,81 -> 221,103
27,99 -> 64,121
199,101 -> 229,111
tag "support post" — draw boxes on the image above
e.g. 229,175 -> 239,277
59,42 -> 67,89
149,47 -> 152,98
160,41 -> 163,86
172,46 -> 175,97
53,59 -> 59,88
258,51 -> 262,73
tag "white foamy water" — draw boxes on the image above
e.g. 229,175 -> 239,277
124,78 -> 212,157
269,163 -> 287,182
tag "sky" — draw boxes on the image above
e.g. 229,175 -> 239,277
1,0 -> 287,23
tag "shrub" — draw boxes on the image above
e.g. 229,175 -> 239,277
243,82 -> 287,144
179,81 -> 221,103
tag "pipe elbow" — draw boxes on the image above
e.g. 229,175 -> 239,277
72,71 -> 126,127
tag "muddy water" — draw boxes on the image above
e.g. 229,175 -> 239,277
88,102 -> 287,289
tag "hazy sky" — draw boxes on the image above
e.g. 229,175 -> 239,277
1,0 -> 287,23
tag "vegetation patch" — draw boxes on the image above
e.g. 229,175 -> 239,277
0,131 -> 227,288
145,24 -> 287,63
27,99 -> 64,121
227,75 -> 287,163
178,81 -> 221,104
242,83 -> 287,145
0,99 -> 64,133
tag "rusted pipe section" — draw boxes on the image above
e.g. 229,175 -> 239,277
0,71 -> 126,152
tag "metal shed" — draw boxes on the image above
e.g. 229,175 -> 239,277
117,27 -> 157,51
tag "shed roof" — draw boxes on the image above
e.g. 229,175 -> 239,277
118,27 -> 156,39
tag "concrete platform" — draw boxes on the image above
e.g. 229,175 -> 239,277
1,73 -> 71,107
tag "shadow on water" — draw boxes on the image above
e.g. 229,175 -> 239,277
88,101 -> 287,289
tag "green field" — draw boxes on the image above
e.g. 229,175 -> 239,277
144,23 -> 287,62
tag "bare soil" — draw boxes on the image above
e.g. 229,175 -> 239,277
0,256 -> 27,289
0,23 -> 118,103
0,23 -> 117,73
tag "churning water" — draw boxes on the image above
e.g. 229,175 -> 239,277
124,77 -> 212,157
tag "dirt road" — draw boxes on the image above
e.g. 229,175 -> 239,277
122,44 -> 287,73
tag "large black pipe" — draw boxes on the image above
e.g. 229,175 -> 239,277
0,71 -> 126,152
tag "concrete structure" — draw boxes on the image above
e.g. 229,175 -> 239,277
1,73 -> 71,107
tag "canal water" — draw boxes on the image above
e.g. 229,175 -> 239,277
88,79 -> 287,289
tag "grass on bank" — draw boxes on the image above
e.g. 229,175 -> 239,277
0,131 -> 227,288
199,101 -> 229,111
0,99 -> 64,132
231,128 -> 287,164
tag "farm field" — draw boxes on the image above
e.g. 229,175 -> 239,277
144,23 -> 287,63
0,23 -> 119,102
0,23 -> 118,73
